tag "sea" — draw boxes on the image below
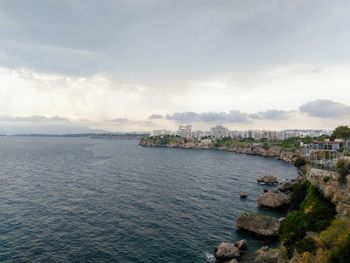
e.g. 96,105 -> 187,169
0,137 -> 298,262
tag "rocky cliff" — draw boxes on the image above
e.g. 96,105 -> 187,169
307,167 -> 350,218
139,137 -> 298,163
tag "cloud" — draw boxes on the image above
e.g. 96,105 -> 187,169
0,115 -> 70,122
148,114 -> 163,119
104,118 -> 129,124
0,0 -> 349,82
0,115 -> 94,134
249,109 -> 295,120
165,110 -> 250,123
299,99 -> 350,118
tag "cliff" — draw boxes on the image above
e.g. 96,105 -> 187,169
139,137 -> 299,163
280,167 -> 350,263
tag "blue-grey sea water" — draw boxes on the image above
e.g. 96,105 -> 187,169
0,137 -> 298,263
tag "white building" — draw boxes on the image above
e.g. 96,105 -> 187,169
177,125 -> 192,139
150,129 -> 172,137
210,125 -> 228,139
228,130 -> 244,139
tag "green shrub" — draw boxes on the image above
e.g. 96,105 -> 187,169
323,176 -> 331,183
295,236 -> 317,253
289,181 -> 308,210
336,159 -> 350,184
328,235 -> 350,263
279,184 -> 336,258
294,156 -> 307,168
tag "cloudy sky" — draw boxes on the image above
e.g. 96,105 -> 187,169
0,0 -> 350,133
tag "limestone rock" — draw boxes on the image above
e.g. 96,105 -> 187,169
257,175 -> 278,185
234,239 -> 247,250
214,242 -> 240,261
253,246 -> 279,263
236,212 -> 280,237
257,192 -> 289,209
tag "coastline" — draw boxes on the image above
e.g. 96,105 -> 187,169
139,136 -> 349,263
139,137 -> 300,164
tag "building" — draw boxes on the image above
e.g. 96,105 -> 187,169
346,138 -> 350,150
210,125 -> 228,139
192,130 -> 209,140
150,129 -> 172,137
228,130 -> 244,139
312,140 -> 345,151
177,125 -> 192,139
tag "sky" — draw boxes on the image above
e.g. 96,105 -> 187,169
0,0 -> 350,134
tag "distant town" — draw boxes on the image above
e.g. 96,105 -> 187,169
150,124 -> 332,141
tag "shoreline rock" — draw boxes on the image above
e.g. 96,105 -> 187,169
254,246 -> 279,263
139,137 -> 299,163
257,175 -> 278,185
236,212 -> 280,237
257,192 -> 289,209
214,242 -> 240,261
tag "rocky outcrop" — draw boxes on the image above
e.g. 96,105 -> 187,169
277,181 -> 295,192
257,192 -> 289,209
254,246 -> 280,263
257,175 -> 278,185
213,239 -> 247,262
236,212 -> 280,237
214,242 -> 240,261
139,137 -> 298,163
307,168 -> 350,217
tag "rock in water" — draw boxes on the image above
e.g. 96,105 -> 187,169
240,192 -> 248,198
224,259 -> 238,263
234,239 -> 247,250
236,212 -> 280,237
257,192 -> 289,209
257,175 -> 278,184
214,242 -> 240,261
253,246 -> 279,263
277,181 -> 295,192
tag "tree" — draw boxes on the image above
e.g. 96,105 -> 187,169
330,126 -> 350,140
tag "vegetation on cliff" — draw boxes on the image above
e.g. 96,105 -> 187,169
279,181 -> 336,258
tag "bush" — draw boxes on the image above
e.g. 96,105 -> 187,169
328,235 -> 350,263
279,184 -> 336,258
323,176 -> 331,183
289,181 -> 308,210
336,159 -> 350,184
295,236 -> 317,253
294,156 -> 307,168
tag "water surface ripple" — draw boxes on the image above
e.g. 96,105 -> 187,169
0,137 -> 298,262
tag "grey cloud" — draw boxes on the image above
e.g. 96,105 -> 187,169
166,110 -> 250,123
249,110 -> 295,120
148,114 -> 163,119
0,115 -> 93,134
299,99 -> 350,118
0,115 -> 70,122
166,112 -> 201,122
104,118 -> 129,124
0,0 -> 349,80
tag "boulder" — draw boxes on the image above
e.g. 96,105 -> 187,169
234,239 -> 247,250
236,212 -> 280,237
214,242 -> 240,261
240,192 -> 248,198
257,175 -> 278,185
253,246 -> 279,263
277,181 -> 295,192
257,192 -> 289,209
224,259 -> 238,263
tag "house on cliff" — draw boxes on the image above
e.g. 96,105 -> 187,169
312,139 -> 346,151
